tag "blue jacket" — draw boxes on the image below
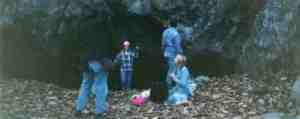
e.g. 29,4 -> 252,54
162,27 -> 183,58
166,66 -> 192,105
169,66 -> 191,96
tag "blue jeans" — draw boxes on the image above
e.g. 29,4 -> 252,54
76,72 -> 108,114
165,57 -> 176,88
120,71 -> 133,89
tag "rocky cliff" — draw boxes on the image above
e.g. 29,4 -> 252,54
0,0 -> 299,87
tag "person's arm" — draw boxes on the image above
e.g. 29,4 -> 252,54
170,68 -> 189,87
134,46 -> 140,58
113,52 -> 121,65
174,34 -> 183,54
161,30 -> 167,52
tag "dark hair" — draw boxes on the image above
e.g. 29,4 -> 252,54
169,19 -> 178,27
100,58 -> 113,72
84,49 -> 100,64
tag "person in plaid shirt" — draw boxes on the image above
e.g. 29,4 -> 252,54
114,41 -> 139,90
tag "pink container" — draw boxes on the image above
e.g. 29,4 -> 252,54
130,96 -> 145,106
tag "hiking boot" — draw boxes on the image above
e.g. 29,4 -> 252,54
95,114 -> 103,119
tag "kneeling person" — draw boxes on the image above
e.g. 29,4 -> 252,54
166,54 -> 192,105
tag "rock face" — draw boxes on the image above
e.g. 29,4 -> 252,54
127,0 -> 300,75
0,0 -> 116,88
240,0 -> 300,75
1,0 -> 300,87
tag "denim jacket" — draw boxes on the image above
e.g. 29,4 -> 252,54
162,27 -> 183,58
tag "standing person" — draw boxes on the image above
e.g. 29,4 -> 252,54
75,51 -> 113,119
114,41 -> 139,90
166,54 -> 192,105
161,18 -> 183,88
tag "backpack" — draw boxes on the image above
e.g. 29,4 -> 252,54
150,81 -> 169,103
130,95 -> 145,106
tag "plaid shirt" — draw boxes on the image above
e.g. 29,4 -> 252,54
115,49 -> 138,72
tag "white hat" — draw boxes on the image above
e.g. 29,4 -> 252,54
123,41 -> 130,47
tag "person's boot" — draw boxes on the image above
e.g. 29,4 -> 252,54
95,114 -> 103,119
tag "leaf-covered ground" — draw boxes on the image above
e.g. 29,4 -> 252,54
0,73 -> 297,119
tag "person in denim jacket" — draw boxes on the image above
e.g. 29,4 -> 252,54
166,54 -> 191,105
161,19 -> 183,88
75,52 -> 112,119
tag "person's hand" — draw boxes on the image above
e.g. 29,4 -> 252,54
112,60 -> 119,68
169,73 -> 176,80
135,46 -> 140,51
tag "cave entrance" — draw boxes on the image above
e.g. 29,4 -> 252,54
55,13 -> 237,89
0,10 -> 236,89
60,13 -> 166,89
107,14 -> 166,90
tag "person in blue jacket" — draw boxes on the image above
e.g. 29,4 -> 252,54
166,54 -> 192,105
161,18 -> 183,88
75,51 -> 112,119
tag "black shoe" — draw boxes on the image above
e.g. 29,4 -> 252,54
95,114 -> 103,119
74,111 -> 82,117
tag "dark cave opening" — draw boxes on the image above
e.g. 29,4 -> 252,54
0,14 -> 236,90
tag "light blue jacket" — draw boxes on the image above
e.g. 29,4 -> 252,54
167,66 -> 191,104
162,27 -> 183,58
170,66 -> 191,95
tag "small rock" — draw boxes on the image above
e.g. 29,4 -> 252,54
233,116 -> 242,119
212,94 -> 222,99
258,99 -> 265,105
48,91 -> 53,95
242,92 -> 249,96
152,116 -> 159,119
47,96 -> 58,100
48,101 -> 57,105
83,109 -> 90,114
280,77 -> 288,81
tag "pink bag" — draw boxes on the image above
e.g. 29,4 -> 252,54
130,95 -> 145,106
